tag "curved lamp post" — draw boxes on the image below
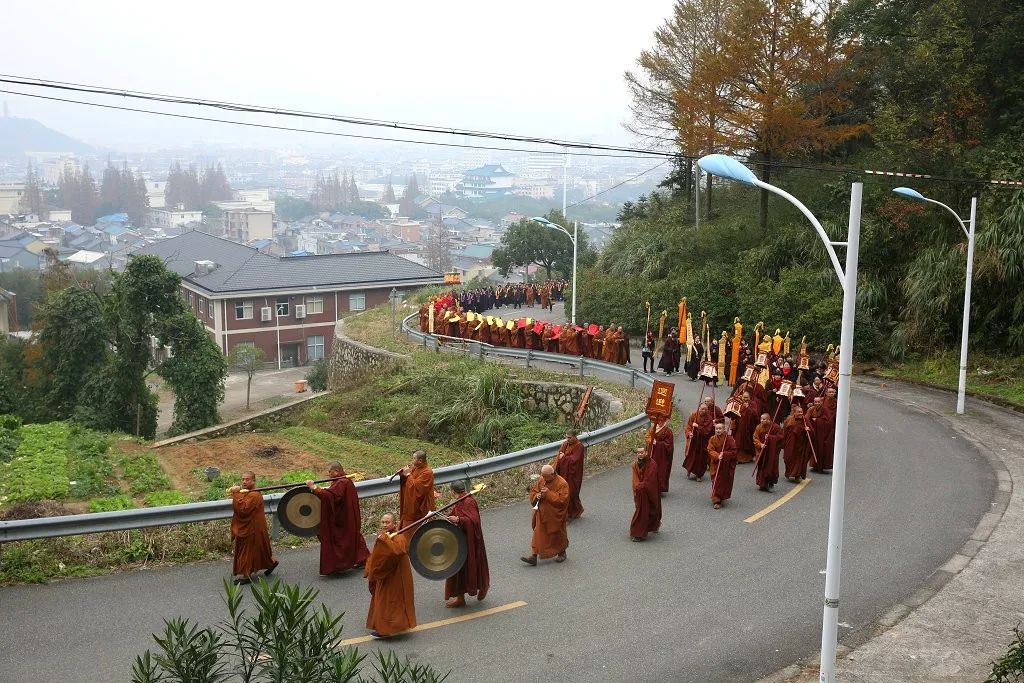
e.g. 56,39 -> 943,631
697,154 -> 862,683
892,187 -> 977,415
532,216 -> 578,325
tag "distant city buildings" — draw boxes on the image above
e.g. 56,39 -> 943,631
460,164 -> 514,198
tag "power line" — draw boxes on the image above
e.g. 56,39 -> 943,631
566,161 -> 669,210
6,74 -> 1021,188
0,89 -> 667,160
0,74 -> 674,158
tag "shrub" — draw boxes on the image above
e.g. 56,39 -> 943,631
88,495 -> 135,512
279,469 -> 318,484
986,623 -> 1024,683
0,416 -> 22,463
130,579 -> 448,683
143,490 -> 191,507
306,358 -> 329,392
117,452 -> 171,494
4,422 -> 71,502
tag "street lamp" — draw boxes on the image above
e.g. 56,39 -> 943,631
532,216 -> 578,325
697,153 -> 862,683
892,187 -> 977,415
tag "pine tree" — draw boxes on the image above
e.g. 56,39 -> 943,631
19,161 -> 46,216
399,174 -> 420,217
200,163 -> 232,204
382,175 -> 396,203
348,175 -> 360,202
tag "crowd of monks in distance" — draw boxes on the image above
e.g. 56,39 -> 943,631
227,291 -> 839,638
418,285 -> 633,365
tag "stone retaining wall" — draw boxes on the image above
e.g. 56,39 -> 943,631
512,380 -> 621,432
328,320 -> 410,389
153,392 -> 325,447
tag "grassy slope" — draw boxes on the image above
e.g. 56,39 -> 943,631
877,351 -> 1024,408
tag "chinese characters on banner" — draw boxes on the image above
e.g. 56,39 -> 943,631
645,380 -> 675,422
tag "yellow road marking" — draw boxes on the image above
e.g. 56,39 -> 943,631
744,477 -> 811,523
337,600 -> 528,646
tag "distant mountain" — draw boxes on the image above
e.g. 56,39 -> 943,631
0,116 -> 96,157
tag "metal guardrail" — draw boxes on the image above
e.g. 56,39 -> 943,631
0,312 -> 655,544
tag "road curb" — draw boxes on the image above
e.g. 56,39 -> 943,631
756,376 -> 1013,682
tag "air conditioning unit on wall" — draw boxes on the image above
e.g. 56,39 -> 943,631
294,304 -> 306,319
260,307 -> 272,321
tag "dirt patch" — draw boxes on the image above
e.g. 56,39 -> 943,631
0,500 -> 69,521
154,433 -> 330,493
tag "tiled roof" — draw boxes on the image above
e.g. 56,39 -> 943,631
133,230 -> 443,294
464,164 -> 513,177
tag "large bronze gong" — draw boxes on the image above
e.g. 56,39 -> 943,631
409,519 -> 467,580
277,486 -> 321,537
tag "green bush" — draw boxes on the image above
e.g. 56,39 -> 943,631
117,452 -> 171,495
143,490 -> 191,507
986,623 -> 1024,683
4,422 -> 71,502
0,415 -> 22,463
130,579 -> 448,683
66,426 -> 117,498
279,469 -> 318,484
88,495 -> 136,512
306,358 -> 329,392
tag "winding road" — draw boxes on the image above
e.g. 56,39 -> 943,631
0,304 -> 996,682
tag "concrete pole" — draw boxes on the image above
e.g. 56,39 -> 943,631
571,220 -> 578,325
819,182 -> 862,682
956,197 -> 977,415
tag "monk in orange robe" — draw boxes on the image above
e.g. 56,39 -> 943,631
306,462 -> 369,575
364,514 -> 417,638
444,481 -> 490,607
559,324 -> 579,356
551,430 -> 585,519
647,418 -> 674,493
229,471 -> 278,584
521,464 -> 569,565
602,324 -> 620,363
592,325 -> 605,359
707,422 -> 738,509
399,450 -> 436,530
630,447 -> 661,540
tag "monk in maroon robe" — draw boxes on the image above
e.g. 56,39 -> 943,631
647,419 -> 674,493
783,405 -> 812,482
703,396 -> 725,422
229,471 -> 278,584
683,404 -> 713,481
306,463 -> 369,575
444,481 -> 490,607
753,413 -> 783,491
707,422 -> 738,509
581,325 -> 594,358
630,447 -> 661,540
551,430 -> 585,519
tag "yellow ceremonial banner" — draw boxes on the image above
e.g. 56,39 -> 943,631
496,318 -> 503,326
506,320 -> 514,330
678,298 -> 687,343
486,316 -> 494,325
466,312 -> 475,322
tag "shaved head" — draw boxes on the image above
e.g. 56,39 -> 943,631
541,464 -> 555,475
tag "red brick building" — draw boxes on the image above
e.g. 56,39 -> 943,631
135,231 -> 442,366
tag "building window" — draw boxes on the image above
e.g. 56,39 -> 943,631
307,335 -> 325,360
188,293 -> 194,307
349,293 -> 366,311
198,298 -> 205,314
235,300 -> 253,320
233,341 -> 256,354
305,295 -> 324,314
276,297 -> 290,317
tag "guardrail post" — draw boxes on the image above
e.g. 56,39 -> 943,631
479,344 -> 485,360
526,350 -> 532,368
422,335 -> 427,348
630,369 -> 637,388
271,512 -> 282,541
578,356 -> 585,377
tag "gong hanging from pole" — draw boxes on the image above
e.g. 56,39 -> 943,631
277,486 -> 321,537
409,519 -> 467,580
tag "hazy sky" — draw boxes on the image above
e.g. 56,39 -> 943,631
1,1 -> 674,153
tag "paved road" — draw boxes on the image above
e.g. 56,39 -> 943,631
0,308 -> 996,682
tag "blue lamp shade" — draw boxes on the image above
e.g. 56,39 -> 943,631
892,187 -> 926,201
697,154 -> 759,187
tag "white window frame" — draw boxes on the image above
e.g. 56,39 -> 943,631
348,292 -> 366,312
305,295 -> 324,314
235,300 -> 253,320
276,297 -> 290,317
307,335 -> 325,361
198,298 -> 205,314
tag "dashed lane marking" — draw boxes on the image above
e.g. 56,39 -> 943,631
744,477 -> 812,523
337,600 -> 528,646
